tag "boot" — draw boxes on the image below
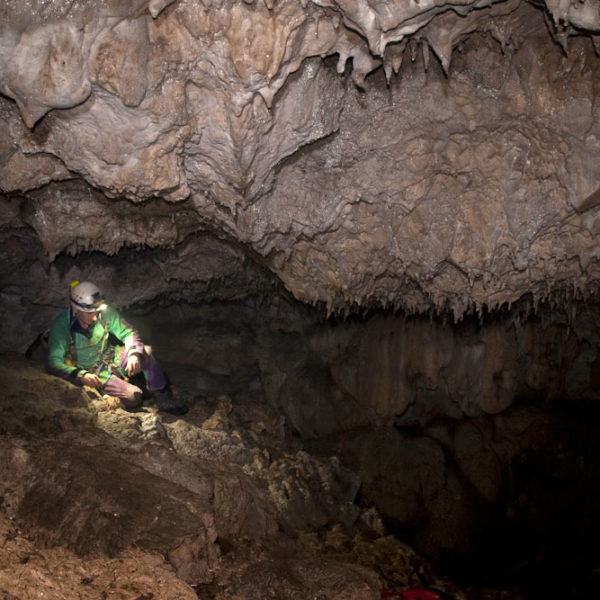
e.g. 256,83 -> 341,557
155,387 -> 188,416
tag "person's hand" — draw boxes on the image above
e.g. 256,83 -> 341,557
126,354 -> 141,377
81,372 -> 102,388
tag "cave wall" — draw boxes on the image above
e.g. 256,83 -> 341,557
3,2 -> 600,595
128,295 -> 600,438
114,294 -> 600,568
1,0 -> 600,327
2,1 -> 600,549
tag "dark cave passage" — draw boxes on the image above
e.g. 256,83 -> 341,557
384,403 -> 600,599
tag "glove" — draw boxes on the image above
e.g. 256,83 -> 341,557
126,353 -> 141,376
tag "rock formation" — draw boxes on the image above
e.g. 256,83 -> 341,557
0,353 -> 471,599
1,0 -> 600,329
2,1 -> 600,597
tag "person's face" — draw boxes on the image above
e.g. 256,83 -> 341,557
76,309 -> 99,329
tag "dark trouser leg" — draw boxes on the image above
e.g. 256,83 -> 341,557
132,347 -> 187,415
102,375 -> 143,408
112,345 -> 169,391
137,346 -> 167,392
103,345 -> 168,408
46,358 -> 142,408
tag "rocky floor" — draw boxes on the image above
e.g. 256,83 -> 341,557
0,352 -> 522,599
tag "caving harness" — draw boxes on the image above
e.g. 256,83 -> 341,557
67,310 -> 127,381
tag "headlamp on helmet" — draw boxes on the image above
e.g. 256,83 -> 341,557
70,281 -> 107,313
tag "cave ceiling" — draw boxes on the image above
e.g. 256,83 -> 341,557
1,0 -> 600,327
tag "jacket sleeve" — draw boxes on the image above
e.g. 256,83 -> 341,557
104,307 -> 144,357
47,312 -> 84,377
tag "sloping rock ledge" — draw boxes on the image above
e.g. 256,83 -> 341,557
0,353 -> 492,600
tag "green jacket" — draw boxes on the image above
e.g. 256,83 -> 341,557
47,306 -> 143,384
